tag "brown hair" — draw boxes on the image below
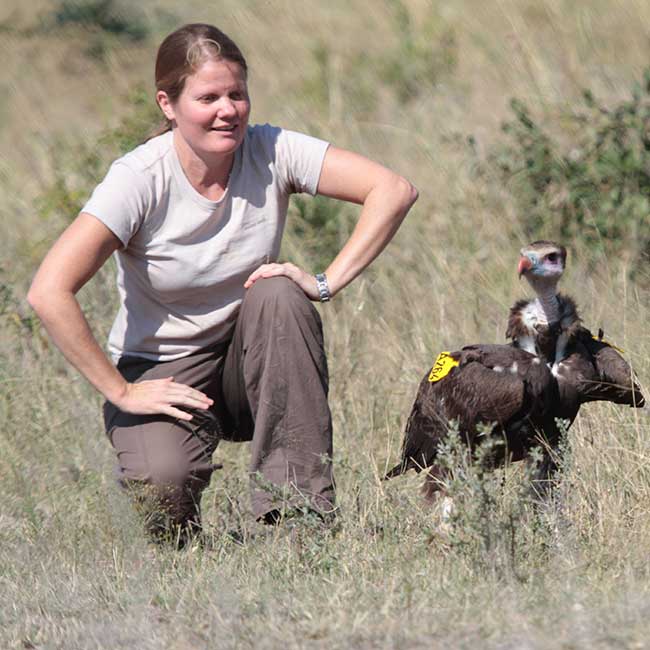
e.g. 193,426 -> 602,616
151,23 -> 248,137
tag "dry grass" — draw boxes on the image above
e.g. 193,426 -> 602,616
1,1 -> 650,648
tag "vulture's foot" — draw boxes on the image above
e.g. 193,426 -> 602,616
421,464 -> 449,502
427,494 -> 455,542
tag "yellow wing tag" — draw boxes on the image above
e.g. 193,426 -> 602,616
592,335 -> 625,354
428,351 -> 459,383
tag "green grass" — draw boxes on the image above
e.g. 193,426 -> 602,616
1,1 -> 650,648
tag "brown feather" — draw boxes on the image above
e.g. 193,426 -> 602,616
556,328 -> 645,407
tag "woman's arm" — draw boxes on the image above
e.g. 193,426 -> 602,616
244,146 -> 418,297
27,213 -> 212,420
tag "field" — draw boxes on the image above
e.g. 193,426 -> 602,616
1,1 -> 649,648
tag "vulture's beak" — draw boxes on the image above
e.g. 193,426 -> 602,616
518,255 -> 533,278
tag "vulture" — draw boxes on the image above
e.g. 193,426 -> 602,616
386,240 -> 645,501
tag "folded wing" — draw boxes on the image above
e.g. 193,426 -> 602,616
386,345 -> 557,478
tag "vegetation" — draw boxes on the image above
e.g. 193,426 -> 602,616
53,0 -> 149,42
489,76 -> 650,269
1,1 -> 649,648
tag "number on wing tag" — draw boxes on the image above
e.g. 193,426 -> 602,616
428,351 -> 459,383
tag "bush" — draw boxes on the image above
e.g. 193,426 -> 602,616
283,195 -> 353,273
431,423 -> 553,579
53,0 -> 149,42
489,71 -> 650,269
298,1 -> 457,120
379,0 -> 457,103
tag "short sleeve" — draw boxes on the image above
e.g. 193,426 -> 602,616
81,161 -> 152,247
273,128 -> 330,196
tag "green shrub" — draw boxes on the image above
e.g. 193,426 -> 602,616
489,71 -> 650,269
283,195 -> 353,273
54,0 -> 149,42
433,423 -> 554,579
298,1 -> 457,120
299,42 -> 378,121
379,0 -> 457,103
97,85 -> 164,154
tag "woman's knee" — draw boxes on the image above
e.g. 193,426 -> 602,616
243,277 -> 323,335
110,417 -> 214,493
144,455 -> 212,513
146,453 -> 194,489
245,276 -> 311,311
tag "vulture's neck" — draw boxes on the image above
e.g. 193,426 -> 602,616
523,273 -> 562,325
534,285 -> 561,324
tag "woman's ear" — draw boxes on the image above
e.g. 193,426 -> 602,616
156,91 -> 175,121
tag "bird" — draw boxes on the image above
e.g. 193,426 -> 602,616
384,343 -> 562,501
386,240 -> 645,502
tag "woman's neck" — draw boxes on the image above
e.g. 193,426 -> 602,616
173,131 -> 234,200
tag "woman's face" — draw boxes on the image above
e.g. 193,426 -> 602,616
158,58 -> 251,159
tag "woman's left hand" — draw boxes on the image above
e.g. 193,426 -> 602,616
244,262 -> 320,300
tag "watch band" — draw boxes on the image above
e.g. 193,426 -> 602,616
315,273 -> 331,302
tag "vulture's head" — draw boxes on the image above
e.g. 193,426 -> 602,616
518,240 -> 567,292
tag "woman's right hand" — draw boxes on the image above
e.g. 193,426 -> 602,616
112,377 -> 214,421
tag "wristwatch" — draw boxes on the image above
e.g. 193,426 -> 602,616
315,273 -> 331,302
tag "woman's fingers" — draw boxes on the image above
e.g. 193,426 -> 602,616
161,405 -> 195,421
244,263 -> 287,287
244,262 -> 320,300
116,377 -> 214,419
163,381 -> 213,406
146,380 -> 212,408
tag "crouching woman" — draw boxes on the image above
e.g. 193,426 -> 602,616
27,23 -> 417,545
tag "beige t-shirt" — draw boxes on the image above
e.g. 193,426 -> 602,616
82,125 -> 329,361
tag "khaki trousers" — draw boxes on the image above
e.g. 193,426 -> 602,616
103,277 -> 335,538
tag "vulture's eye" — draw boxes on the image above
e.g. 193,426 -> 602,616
547,253 -> 558,262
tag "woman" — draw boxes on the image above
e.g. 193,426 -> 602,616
28,24 -> 417,544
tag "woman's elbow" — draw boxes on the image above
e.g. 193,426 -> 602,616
394,175 -> 419,213
27,283 -> 48,315
27,280 -> 63,316
406,179 -> 419,208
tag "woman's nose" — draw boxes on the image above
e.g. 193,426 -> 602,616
217,98 -> 237,118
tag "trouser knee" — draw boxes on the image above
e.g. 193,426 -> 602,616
244,276 -> 314,315
241,276 -> 324,351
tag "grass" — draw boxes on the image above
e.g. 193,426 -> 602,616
1,0 -> 650,648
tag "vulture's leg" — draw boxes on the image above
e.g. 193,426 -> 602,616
422,463 -> 455,537
421,462 -> 449,502
528,448 -> 560,501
